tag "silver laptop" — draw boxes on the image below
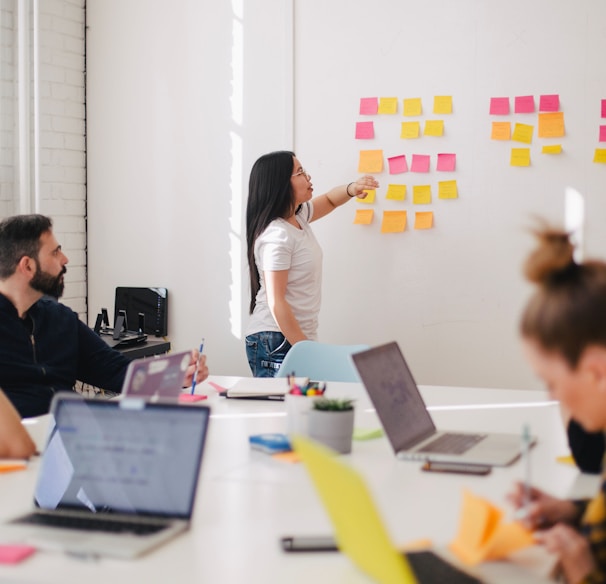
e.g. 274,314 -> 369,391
121,350 -> 191,400
352,342 -> 533,466
0,394 -> 210,558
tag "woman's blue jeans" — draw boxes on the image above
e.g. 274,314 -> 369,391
245,332 -> 292,377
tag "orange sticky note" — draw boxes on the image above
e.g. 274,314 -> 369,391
424,120 -> 444,137
491,122 -> 511,140
381,211 -> 407,233
403,97 -> 422,116
272,451 -> 300,464
386,184 -> 407,201
412,185 -> 432,205
438,180 -> 458,200
353,209 -> 374,225
378,97 -> 398,114
510,148 -> 531,167
358,150 -> 384,173
433,95 -> 453,114
538,112 -> 565,138
401,122 -> 420,139
414,212 -> 433,230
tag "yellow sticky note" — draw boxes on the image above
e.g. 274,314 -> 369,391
400,121 -> 420,139
424,120 -> 444,137
381,211 -> 407,233
386,184 -> 407,201
378,97 -> 398,114
358,150 -> 384,173
433,95 -> 453,114
491,121 -> 511,140
556,454 -> 575,465
412,185 -> 432,205
538,112 -> 565,138
414,212 -> 433,230
353,209 -> 374,225
357,189 -> 376,204
438,180 -> 458,200
510,148 -> 530,167
542,144 -> 562,154
512,123 -> 534,144
403,97 -> 422,116
593,149 -> 606,164
449,490 -> 534,567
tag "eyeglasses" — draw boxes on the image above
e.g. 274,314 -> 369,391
292,168 -> 311,179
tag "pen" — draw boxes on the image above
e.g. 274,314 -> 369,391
522,424 -> 531,515
190,338 -> 205,395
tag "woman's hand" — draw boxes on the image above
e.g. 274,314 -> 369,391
183,351 -> 208,387
507,481 -> 580,529
349,175 -> 379,199
538,524 -> 595,584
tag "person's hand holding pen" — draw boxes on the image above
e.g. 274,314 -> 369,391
183,341 -> 209,390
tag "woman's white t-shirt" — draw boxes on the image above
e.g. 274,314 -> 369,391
246,202 -> 323,340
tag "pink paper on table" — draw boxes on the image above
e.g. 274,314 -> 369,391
436,153 -> 456,172
359,97 -> 378,115
410,154 -> 430,173
489,97 -> 509,115
514,95 -> 535,114
355,121 -> 374,139
0,545 -> 36,564
539,94 -> 559,112
388,155 -> 408,174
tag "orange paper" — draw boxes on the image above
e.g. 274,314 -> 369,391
358,150 -> 384,173
381,211 -> 407,233
353,209 -> 374,225
538,112 -> 565,138
491,122 -> 511,140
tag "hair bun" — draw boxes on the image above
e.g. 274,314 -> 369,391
524,226 -> 576,284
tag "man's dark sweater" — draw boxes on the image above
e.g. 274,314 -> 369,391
0,293 -> 129,418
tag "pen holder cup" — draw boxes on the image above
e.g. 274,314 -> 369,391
286,394 -> 319,437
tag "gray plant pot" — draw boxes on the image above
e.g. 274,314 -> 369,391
308,408 -> 355,454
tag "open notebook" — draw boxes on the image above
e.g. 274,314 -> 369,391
293,436 -> 482,584
0,394 -> 210,559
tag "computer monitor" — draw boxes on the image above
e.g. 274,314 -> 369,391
114,287 -> 168,337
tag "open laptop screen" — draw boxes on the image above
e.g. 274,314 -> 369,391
34,397 -> 210,519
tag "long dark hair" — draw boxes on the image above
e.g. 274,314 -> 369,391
246,151 -> 296,314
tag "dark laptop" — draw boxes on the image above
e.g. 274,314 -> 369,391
0,394 -> 210,558
352,342 -> 532,466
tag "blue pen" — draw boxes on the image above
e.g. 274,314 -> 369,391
190,338 -> 205,395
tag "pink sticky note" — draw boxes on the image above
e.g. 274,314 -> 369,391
489,97 -> 509,115
602,100 -> 606,119
599,126 -> 606,143
514,95 -> 535,114
411,154 -> 430,173
359,97 -> 378,115
388,155 -> 408,174
355,121 -> 374,139
179,393 -> 208,403
539,94 -> 559,112
436,153 -> 456,172
0,545 -> 36,564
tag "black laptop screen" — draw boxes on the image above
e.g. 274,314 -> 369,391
34,397 -> 210,519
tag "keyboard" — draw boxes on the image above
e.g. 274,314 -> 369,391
418,432 -> 486,455
406,550 -> 483,584
15,513 -> 168,536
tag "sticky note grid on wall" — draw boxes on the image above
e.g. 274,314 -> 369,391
354,95 -> 456,234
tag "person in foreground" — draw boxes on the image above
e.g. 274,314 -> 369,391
0,389 -> 36,458
508,225 -> 606,584
245,150 -> 379,377
0,214 -> 209,418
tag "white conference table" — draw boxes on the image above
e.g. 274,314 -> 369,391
0,376 -> 599,584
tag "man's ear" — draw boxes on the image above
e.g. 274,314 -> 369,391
579,346 -> 606,392
15,255 -> 36,280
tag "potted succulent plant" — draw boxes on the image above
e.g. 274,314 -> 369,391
308,398 -> 355,454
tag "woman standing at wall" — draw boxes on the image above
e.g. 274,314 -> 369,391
245,151 -> 378,377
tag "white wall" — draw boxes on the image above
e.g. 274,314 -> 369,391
87,0 -> 606,388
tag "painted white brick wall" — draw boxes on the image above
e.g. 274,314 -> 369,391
0,0 -> 87,318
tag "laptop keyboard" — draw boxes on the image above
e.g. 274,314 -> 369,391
406,550 -> 483,584
16,513 -> 168,536
418,432 -> 486,455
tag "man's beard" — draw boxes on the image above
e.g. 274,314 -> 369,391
30,261 -> 66,299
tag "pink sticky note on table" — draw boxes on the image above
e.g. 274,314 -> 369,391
437,153 -> 456,172
0,545 -> 36,564
411,154 -> 430,173
539,94 -> 559,112
388,155 -> 408,174
355,121 -> 374,139
359,97 -> 378,115
514,95 -> 535,113
600,126 -> 606,142
179,394 -> 208,403
489,97 -> 509,115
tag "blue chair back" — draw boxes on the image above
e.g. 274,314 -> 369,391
276,341 -> 370,382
